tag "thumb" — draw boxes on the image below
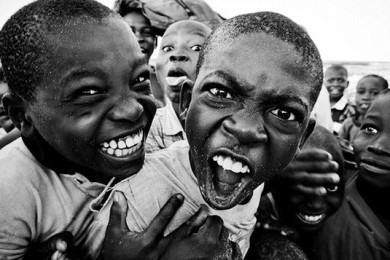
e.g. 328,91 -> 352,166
107,191 -> 129,232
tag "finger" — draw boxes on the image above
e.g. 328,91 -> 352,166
107,191 -> 128,232
144,193 -> 184,237
296,148 -> 332,161
39,231 -> 73,256
298,172 -> 341,186
294,184 -> 327,196
198,215 -> 224,237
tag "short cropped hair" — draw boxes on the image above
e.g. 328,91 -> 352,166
358,74 -> 389,89
0,0 -> 118,102
325,64 -> 348,77
197,11 -> 323,107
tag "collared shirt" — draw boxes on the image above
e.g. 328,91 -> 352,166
0,138 -> 107,259
85,140 -> 263,258
145,101 -> 186,153
331,97 -> 354,134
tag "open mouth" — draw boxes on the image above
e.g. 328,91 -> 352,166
100,129 -> 143,158
359,103 -> 370,110
206,152 -> 252,206
166,68 -> 188,88
296,213 -> 325,225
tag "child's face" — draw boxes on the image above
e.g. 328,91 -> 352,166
186,33 -> 314,210
355,77 -> 385,115
353,92 -> 390,189
0,82 -> 14,132
156,21 -> 210,104
123,11 -> 156,62
324,69 -> 348,102
24,18 -> 156,182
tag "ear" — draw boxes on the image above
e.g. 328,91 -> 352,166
294,118 -> 316,157
2,93 -> 35,138
179,79 -> 193,124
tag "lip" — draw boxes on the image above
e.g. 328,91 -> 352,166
167,67 -> 188,78
296,212 -> 326,225
202,147 -> 254,209
359,158 -> 390,174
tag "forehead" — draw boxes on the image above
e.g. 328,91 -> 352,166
325,68 -> 347,78
163,21 -> 210,40
123,11 -> 151,26
358,77 -> 385,89
198,33 -> 311,97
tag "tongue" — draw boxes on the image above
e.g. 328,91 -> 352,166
166,76 -> 187,86
215,166 -> 241,185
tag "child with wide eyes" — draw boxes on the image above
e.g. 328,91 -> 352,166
88,11 -> 324,258
339,74 -> 388,143
311,89 -> 390,260
145,20 -> 211,153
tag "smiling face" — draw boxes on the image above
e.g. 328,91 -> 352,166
355,76 -> 386,115
353,91 -> 390,190
186,33 -> 314,210
123,11 -> 156,62
23,17 -> 156,183
156,20 -> 211,106
324,68 -> 348,103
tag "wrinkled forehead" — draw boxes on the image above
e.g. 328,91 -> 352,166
163,21 -> 211,39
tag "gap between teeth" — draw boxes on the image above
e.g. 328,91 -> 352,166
212,155 -> 250,174
101,130 -> 143,157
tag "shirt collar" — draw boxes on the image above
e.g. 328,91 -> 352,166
332,96 -> 349,110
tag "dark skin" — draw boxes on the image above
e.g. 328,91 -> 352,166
353,92 -> 390,232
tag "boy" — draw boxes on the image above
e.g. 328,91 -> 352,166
312,89 -> 390,259
88,11 -> 324,257
0,0 -> 226,259
256,125 -> 344,258
339,74 -> 388,142
324,65 -> 354,134
114,0 -> 165,107
146,20 -> 211,152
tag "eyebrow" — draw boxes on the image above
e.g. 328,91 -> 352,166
203,70 -> 308,110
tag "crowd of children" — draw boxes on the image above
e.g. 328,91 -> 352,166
0,0 -> 389,259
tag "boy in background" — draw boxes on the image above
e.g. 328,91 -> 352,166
339,74 -> 388,142
312,89 -> 390,260
146,20 -> 211,152
324,65 -> 354,134
88,11 -> 325,258
0,0 -> 227,259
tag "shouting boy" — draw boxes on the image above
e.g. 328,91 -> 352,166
89,11 -> 324,258
0,0 -> 228,259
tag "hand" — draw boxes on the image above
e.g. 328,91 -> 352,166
25,231 -> 74,260
271,148 -> 341,203
101,191 -> 242,260
160,213 -> 242,260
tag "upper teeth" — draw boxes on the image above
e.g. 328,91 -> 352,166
298,213 -> 325,223
212,155 -> 250,174
101,130 -> 143,157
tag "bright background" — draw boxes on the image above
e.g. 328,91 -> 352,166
1,0 -> 390,62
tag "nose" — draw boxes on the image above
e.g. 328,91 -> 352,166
222,111 -> 268,144
169,52 -> 189,62
306,197 -> 326,210
109,95 -> 144,122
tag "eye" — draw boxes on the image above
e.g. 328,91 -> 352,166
362,124 -> 378,134
80,88 -> 100,95
270,108 -> 296,121
209,87 -> 233,99
162,46 -> 173,52
134,75 -> 148,84
191,45 -> 202,51
133,72 -> 152,94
